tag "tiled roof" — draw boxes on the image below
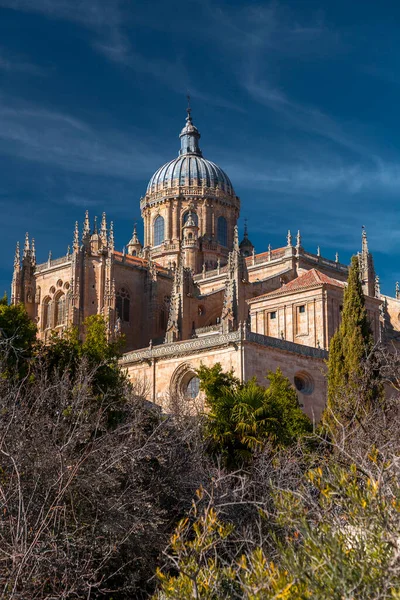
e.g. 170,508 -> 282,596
113,252 -> 168,273
248,268 -> 344,303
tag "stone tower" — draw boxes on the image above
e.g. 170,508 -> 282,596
140,103 -> 240,272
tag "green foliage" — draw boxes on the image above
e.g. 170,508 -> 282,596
199,364 -> 312,468
0,301 -> 37,372
38,315 -> 128,427
154,452 -> 400,599
325,255 -> 383,431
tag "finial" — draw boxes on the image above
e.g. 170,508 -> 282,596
396,281 -> 399,299
83,210 -> 90,237
233,225 -> 239,250
335,252 -> 339,263
186,93 -> 191,121
361,225 -> 369,253
14,241 -> 20,268
122,246 -> 126,258
287,230 -> 292,247
23,232 -> 30,258
73,221 -> 79,250
244,218 -> 248,239
31,238 -> 36,263
67,245 -> 71,258
317,246 -> 321,257
375,275 -> 380,298
268,243 -> 272,261
109,221 -> 114,251
100,212 -> 107,242
48,250 -> 52,264
93,215 -> 98,235
296,230 -> 301,247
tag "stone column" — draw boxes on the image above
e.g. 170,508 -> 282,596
165,201 -> 172,241
172,202 -> 178,241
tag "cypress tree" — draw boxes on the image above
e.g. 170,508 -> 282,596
324,255 -> 381,431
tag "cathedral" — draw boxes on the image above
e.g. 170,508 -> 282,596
11,106 -> 400,421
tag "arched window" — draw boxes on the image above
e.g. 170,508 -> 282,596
182,211 -> 198,227
55,294 -> 66,327
217,216 -> 228,247
43,297 -> 51,330
154,215 -> 165,246
186,376 -> 200,399
116,288 -> 130,322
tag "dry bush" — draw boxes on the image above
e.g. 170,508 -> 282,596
0,354 -> 211,599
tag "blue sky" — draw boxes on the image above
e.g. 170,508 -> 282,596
1,0 -> 400,295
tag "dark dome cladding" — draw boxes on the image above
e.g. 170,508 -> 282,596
146,107 -> 235,197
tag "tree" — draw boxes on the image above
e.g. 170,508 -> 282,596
0,301 -> 37,373
324,255 -> 382,432
198,364 -> 312,468
39,315 -> 128,428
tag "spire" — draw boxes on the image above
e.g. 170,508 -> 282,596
93,215 -> 98,235
14,241 -> 20,268
296,230 -> 301,248
73,221 -> 79,251
82,210 -> 90,239
23,232 -> 30,258
233,225 -> 239,251
131,223 -> 139,243
31,238 -> 36,264
109,221 -> 114,251
100,212 -> 107,243
362,224 -> 368,254
360,225 -> 376,296
375,275 -> 380,298
287,230 -> 292,247
179,97 -> 202,157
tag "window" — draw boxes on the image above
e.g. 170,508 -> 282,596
299,305 -> 306,314
43,298 -> 51,330
55,294 -> 66,326
217,216 -> 228,247
116,288 -> 130,322
186,376 -> 200,399
183,211 -> 198,226
154,215 -> 165,246
294,371 -> 314,395
270,311 -> 277,319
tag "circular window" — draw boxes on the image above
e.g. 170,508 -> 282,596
294,371 -> 314,395
186,376 -> 200,399
63,282 -> 70,290
49,286 -> 56,294
57,279 -> 63,288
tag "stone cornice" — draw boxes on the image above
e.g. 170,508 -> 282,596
121,329 -> 328,365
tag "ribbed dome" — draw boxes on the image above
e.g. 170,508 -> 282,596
146,106 -> 235,197
146,155 -> 234,196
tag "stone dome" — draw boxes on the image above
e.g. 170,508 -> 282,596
146,107 -> 235,197
146,155 -> 234,196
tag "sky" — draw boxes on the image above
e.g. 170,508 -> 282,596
1,0 -> 400,295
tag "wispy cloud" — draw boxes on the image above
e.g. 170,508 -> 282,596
0,95 -> 165,180
0,49 -> 47,75
224,154 -> 400,196
0,0 -> 131,62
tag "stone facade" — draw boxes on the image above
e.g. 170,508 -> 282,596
11,107 -> 400,420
